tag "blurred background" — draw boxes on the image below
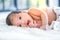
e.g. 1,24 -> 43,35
0,0 -> 60,11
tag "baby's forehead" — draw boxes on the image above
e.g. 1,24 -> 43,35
9,14 -> 18,21
9,13 -> 17,19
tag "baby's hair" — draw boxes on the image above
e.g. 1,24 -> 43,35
6,11 -> 21,25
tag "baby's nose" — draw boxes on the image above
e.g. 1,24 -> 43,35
21,20 -> 26,24
21,21 -> 27,26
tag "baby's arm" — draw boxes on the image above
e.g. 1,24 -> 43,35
28,8 -> 48,30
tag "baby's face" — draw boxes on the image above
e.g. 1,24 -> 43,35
10,12 -> 37,28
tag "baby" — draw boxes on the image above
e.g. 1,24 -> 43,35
6,7 -> 57,30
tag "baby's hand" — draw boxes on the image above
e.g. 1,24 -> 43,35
28,20 -> 38,28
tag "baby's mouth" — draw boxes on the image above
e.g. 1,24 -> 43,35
27,20 -> 31,25
27,20 -> 37,28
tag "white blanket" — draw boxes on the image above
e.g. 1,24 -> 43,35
0,12 -> 60,40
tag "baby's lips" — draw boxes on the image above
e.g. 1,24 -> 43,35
27,20 -> 31,25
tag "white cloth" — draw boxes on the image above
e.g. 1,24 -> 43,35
46,7 -> 60,30
53,7 -> 60,21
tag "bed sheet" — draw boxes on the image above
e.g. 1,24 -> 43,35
0,12 -> 60,40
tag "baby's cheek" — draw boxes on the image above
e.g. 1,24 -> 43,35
12,20 -> 21,26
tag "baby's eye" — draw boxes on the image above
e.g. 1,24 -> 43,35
19,17 -> 21,19
19,25 -> 21,27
